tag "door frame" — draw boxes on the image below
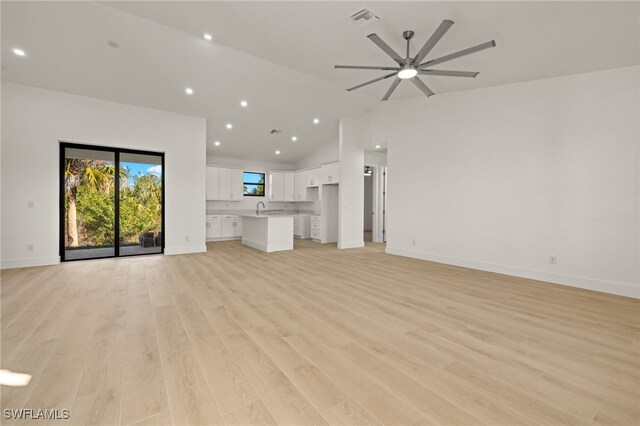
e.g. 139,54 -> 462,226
59,141 -> 165,261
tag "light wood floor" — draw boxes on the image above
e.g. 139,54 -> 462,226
2,240 -> 639,425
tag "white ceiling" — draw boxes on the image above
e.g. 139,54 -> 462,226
2,1 -> 638,164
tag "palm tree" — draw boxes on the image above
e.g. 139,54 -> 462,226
64,159 -> 126,247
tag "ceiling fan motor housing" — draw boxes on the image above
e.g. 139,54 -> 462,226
402,30 -> 415,40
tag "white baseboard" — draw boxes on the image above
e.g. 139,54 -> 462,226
206,237 -> 241,242
241,239 -> 268,252
385,246 -> 639,299
1,256 -> 60,269
164,245 -> 207,256
338,241 -> 365,249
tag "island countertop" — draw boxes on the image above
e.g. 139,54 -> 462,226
241,213 -> 295,219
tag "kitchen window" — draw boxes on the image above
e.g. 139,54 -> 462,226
243,171 -> 265,196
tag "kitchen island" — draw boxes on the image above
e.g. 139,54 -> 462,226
241,214 -> 294,252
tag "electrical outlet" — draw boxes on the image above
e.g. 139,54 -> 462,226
185,236 -> 190,242
27,201 -> 34,208
27,244 -> 34,252
412,240 -> 416,246
549,256 -> 557,265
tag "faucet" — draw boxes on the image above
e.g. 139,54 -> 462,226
256,201 -> 265,215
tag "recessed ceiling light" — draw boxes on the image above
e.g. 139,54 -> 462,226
13,48 -> 25,56
291,136 -> 297,142
375,145 -> 381,149
203,33 -> 213,41
275,150 -> 281,155
226,123 -> 233,129
185,87 -> 194,95
240,100 -> 248,107
214,141 -> 221,146
313,118 -> 320,124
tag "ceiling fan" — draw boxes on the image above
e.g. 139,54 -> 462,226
335,20 -> 496,101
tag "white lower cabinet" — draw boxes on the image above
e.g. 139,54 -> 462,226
206,215 -> 222,239
234,218 -> 243,237
208,215 -> 242,240
222,216 -> 235,238
310,215 -> 321,241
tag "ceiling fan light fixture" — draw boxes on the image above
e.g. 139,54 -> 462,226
397,67 -> 418,79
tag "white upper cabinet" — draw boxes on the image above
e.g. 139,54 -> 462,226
306,168 -> 320,187
269,172 -> 285,201
207,166 -> 243,201
321,162 -> 340,185
219,168 -> 232,199
230,169 -> 243,200
206,167 -> 220,200
270,171 -> 295,202
294,170 -> 308,201
284,172 -> 295,201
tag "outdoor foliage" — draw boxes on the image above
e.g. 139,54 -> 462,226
65,159 -> 162,248
119,174 -> 162,244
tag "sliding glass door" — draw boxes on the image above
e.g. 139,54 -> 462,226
60,143 -> 164,261
119,152 -> 163,256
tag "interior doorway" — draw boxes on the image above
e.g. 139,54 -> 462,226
364,165 -> 374,242
60,142 -> 165,261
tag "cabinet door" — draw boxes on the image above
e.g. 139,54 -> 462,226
230,169 -> 244,200
294,171 -> 306,201
270,172 -> 284,201
207,217 -> 221,239
219,168 -> 231,200
307,168 -> 319,187
234,219 -> 243,237
322,163 -> 340,184
284,172 -> 295,201
221,219 -> 234,237
206,167 -> 220,200
329,163 -> 340,184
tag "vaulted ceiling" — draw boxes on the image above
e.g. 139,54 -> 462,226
2,1 -> 638,164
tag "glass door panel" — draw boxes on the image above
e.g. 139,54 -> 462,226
63,147 -> 116,260
118,152 -> 163,256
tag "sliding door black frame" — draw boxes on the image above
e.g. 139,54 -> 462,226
59,141 -> 165,262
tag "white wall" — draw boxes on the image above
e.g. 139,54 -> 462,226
338,118 -> 365,249
365,151 -> 387,166
295,138 -> 339,169
206,156 -> 298,211
367,66 -> 639,298
1,83 -> 207,268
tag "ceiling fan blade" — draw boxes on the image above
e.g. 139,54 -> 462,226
381,78 -> 402,101
418,70 -> 479,78
335,65 -> 400,71
419,40 -> 496,68
367,34 -> 405,66
412,19 -> 454,65
411,77 -> 435,97
346,72 -> 398,92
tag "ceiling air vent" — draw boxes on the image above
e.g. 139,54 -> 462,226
270,129 -> 282,135
349,9 -> 380,27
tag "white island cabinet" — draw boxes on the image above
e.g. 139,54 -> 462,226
241,214 -> 294,252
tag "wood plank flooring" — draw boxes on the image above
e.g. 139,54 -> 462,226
1,239 -> 638,425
